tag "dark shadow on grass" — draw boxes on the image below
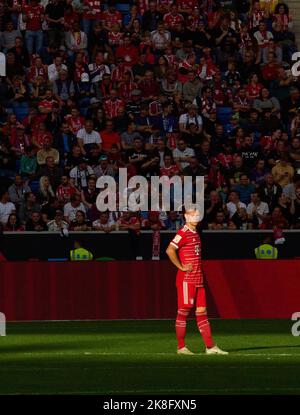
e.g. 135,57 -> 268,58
0,340 -> 106,353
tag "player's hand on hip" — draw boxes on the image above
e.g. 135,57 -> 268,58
181,263 -> 193,272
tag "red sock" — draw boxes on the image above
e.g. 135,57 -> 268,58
175,308 -> 189,349
196,310 -> 214,349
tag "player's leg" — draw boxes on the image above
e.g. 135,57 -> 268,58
195,287 -> 228,355
175,308 -> 190,349
176,281 -> 194,354
195,287 -> 214,349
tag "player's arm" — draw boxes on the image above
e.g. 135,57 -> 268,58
166,243 -> 192,272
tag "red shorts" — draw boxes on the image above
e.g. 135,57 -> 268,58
177,281 -> 206,309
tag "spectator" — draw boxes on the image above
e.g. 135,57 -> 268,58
179,104 -> 203,135
272,156 -> 294,187
209,211 -> 230,230
0,0 -> 298,234
81,176 -> 99,210
77,119 -> 102,156
56,175 -> 78,204
8,175 -> 31,208
4,213 -> 25,232
47,55 -> 68,83
226,190 -> 247,219
45,0 -> 65,49
20,146 -> 38,179
18,192 -> 41,225
93,211 -> 116,232
173,139 -> 195,171
37,137 -> 60,166
63,193 -> 86,223
69,157 -> 94,191
260,206 -> 289,229
231,207 -> 254,230
290,186 -> 300,228
47,209 -> 69,232
69,210 -> 92,231
25,211 -> 47,231
205,191 -> 224,224
247,191 -> 269,225
1,21 -> 22,51
234,174 -> 256,204
100,120 -> 121,153
259,172 -> 282,210
23,0 -> 44,56
94,155 -> 116,179
0,191 -> 16,225
37,156 -> 64,190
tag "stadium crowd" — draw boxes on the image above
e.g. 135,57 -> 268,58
0,0 -> 300,233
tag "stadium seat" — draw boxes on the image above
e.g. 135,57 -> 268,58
217,107 -> 233,126
48,258 -> 68,262
116,3 -> 130,13
29,180 -> 40,194
15,160 -> 21,173
13,105 -> 29,122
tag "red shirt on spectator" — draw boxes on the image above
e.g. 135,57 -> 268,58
64,10 -> 79,30
65,114 -> 85,135
28,63 -> 48,82
160,165 -> 180,177
118,81 -> 137,100
163,12 -> 184,29
83,0 -> 101,20
138,79 -> 160,99
100,130 -> 121,152
108,31 -> 124,47
32,130 -> 52,147
111,65 -> 133,83
38,99 -> 54,113
103,98 -> 124,119
56,184 -> 77,203
246,83 -> 263,100
261,64 -> 281,81
115,45 -> 139,67
23,4 -> 44,31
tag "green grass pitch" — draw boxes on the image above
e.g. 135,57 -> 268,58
0,319 -> 299,395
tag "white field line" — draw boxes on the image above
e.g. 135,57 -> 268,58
0,365 -> 297,370
0,351 -> 299,357
3,387 -> 300,395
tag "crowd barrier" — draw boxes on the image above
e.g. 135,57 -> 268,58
0,260 -> 298,320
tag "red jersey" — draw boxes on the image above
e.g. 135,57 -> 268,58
115,45 -> 139,67
246,83 -> 263,100
83,0 -> 101,19
160,165 -> 180,177
23,4 -> 44,31
171,225 -> 203,286
65,115 -> 85,135
56,185 -> 77,203
100,131 -> 120,152
38,99 -> 54,112
118,81 -> 137,100
163,12 -> 184,29
28,64 -> 48,82
103,98 -> 124,119
108,31 -> 124,47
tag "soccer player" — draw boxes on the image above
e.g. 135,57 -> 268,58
166,207 -> 228,355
